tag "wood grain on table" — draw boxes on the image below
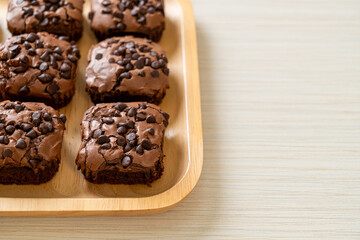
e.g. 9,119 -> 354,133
1,0 -> 360,239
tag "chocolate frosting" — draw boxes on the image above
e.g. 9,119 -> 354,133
0,101 -> 66,172
76,102 -> 169,182
86,36 -> 169,102
90,0 -> 164,40
7,0 -> 83,41
0,32 -> 80,109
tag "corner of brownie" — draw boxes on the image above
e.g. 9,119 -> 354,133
0,101 -> 66,185
0,32 -> 80,109
76,102 -> 169,184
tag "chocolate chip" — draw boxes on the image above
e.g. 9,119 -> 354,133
21,123 -> 32,131
135,145 -> 144,155
138,71 -> 145,77
117,126 -> 127,135
95,53 -> 103,60
59,114 -> 66,123
161,111 -> 170,120
0,135 -> 9,145
131,53 -> 140,60
151,70 -> 159,78
38,73 -> 53,83
137,16 -> 146,24
126,132 -> 136,141
39,62 -> 49,71
29,159 -> 39,168
26,33 -> 38,43
139,103 -> 147,109
3,149 -> 13,158
97,135 -> 110,144
127,107 -> 136,117
114,103 -> 127,111
45,122 -> 53,132
124,142 -> 131,152
141,138 -> 152,150
136,112 -> 147,121
14,104 -> 24,113
116,22 -> 126,30
43,113 -> 52,121
151,61 -> 161,69
124,63 -> 133,71
46,82 -> 59,95
26,129 -> 38,138
60,62 -> 71,72
135,58 -> 145,69
125,42 -> 135,49
163,120 -> 168,127
4,102 -> 14,109
18,85 -> 30,95
40,51 -> 50,62
19,54 -> 29,64
126,120 -> 135,129
131,8 -> 139,16
40,17 -> 49,27
117,136 -> 126,146
34,10 -> 44,20
0,124 -> 4,130
119,72 -> 132,79
101,143 -> 111,149
35,40 -> 43,48
24,42 -> 31,50
102,117 -> 114,124
114,11 -> 123,18
121,156 -> 132,168
147,128 -> 155,135
102,7 -> 112,14
5,125 -> 15,135
163,67 -> 170,75
32,111 -> 41,120
27,49 -> 36,56
13,66 -> 27,73
16,139 -> 27,149
102,0 -> 111,6
61,71 -> 71,79
145,58 -> 151,66
139,6 -> 147,15
148,6 -> 155,14
93,129 -> 102,139
8,45 -> 20,59
146,115 -> 156,123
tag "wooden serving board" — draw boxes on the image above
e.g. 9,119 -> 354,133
0,0 -> 203,216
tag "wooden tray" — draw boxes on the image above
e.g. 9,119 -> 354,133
0,0 -> 203,216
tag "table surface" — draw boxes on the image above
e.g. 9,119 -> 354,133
1,0 -> 360,239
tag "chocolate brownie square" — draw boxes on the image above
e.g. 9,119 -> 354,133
7,0 -> 83,41
0,32 -> 80,109
0,101 -> 66,185
86,36 -> 169,105
76,102 -> 169,184
89,0 -> 165,42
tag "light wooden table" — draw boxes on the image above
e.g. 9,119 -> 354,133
1,0 -> 360,239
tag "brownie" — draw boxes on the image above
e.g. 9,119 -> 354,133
0,32 -> 80,109
7,0 -> 83,41
86,36 -> 169,105
89,0 -> 165,42
0,101 -> 66,185
76,102 -> 169,184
